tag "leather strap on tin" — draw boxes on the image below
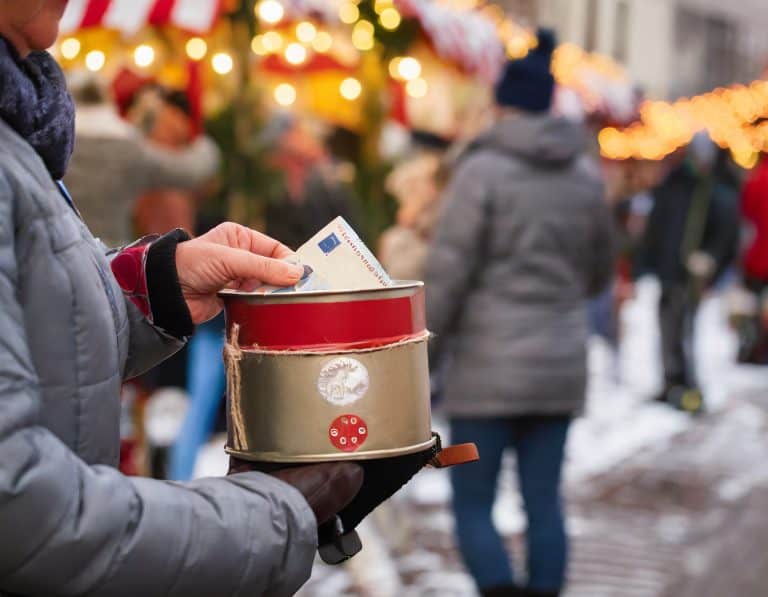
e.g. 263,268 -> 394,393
224,323 -> 247,450
430,443 -> 480,468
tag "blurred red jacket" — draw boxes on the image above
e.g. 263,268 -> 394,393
742,157 -> 768,280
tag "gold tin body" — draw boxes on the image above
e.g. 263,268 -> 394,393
222,282 -> 435,462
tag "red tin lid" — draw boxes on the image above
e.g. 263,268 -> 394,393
221,282 -> 426,351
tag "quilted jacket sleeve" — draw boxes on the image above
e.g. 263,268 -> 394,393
107,231 -> 194,379
0,173 -> 317,597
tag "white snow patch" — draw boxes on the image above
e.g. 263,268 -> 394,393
407,467 -> 451,506
402,571 -> 478,597
193,434 -> 228,479
396,549 -> 444,574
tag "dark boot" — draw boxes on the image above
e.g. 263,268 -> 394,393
480,586 -> 527,597
665,384 -> 705,415
523,589 -> 560,597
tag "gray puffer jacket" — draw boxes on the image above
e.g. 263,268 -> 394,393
426,115 -> 614,417
0,119 -> 316,596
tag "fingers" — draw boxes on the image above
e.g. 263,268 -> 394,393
211,223 -> 298,260
272,463 -> 364,525
273,243 -> 299,260
228,278 -> 264,293
232,461 -> 365,526
236,224 -> 293,258
221,245 -> 304,287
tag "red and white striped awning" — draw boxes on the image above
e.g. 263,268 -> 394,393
60,0 -> 222,37
395,0 -> 504,83
280,0 -> 344,22
261,0 -> 505,83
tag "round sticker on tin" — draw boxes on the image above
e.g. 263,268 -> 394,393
329,415 -> 368,452
317,357 -> 370,406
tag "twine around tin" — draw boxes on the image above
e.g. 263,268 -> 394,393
224,323 -> 247,451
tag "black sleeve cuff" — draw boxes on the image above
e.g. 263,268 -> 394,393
146,228 -> 195,339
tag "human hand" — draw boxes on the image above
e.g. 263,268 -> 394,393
229,458 -> 364,526
175,223 -> 303,324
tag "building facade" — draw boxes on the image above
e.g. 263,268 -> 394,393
502,0 -> 768,100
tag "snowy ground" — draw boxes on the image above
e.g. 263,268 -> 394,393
195,278 -> 768,596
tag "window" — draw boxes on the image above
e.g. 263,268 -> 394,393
674,8 -> 738,96
613,0 -> 630,63
585,0 -> 600,52
501,0 -> 538,25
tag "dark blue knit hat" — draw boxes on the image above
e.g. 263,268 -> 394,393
494,28 -> 556,113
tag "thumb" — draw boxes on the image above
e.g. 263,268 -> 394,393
222,246 -> 304,287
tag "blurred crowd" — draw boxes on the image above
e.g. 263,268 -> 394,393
61,29 -> 768,597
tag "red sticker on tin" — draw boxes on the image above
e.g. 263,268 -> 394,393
329,415 -> 368,452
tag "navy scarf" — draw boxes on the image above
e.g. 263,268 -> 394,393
0,36 -> 75,180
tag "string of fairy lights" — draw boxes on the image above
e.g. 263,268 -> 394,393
599,81 -> 768,167
438,1 -> 768,166
52,0 -> 768,166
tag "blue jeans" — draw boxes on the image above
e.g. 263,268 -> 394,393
169,316 -> 226,481
450,416 -> 571,592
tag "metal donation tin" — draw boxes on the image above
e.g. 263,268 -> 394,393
220,281 -> 436,463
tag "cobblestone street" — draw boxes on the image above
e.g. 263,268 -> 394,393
295,389 -> 768,597
571,392 -> 768,597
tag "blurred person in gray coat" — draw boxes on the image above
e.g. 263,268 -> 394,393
426,29 -> 614,597
64,74 -> 220,247
0,3 -> 363,595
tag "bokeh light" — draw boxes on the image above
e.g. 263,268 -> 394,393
340,77 -> 363,100
85,50 -> 105,72
339,2 -> 360,24
251,35 -> 267,56
274,83 -> 297,106
598,79 -> 768,161
262,31 -> 284,52
397,57 -> 421,81
406,77 -> 429,98
185,37 -> 207,61
284,43 -> 308,65
312,31 -> 333,53
506,36 -> 530,59
296,22 -> 317,44
258,0 -> 284,24
352,20 -> 375,51
212,52 -> 234,75
379,7 -> 401,30
388,57 -> 402,79
133,44 -> 155,68
60,38 -> 81,60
